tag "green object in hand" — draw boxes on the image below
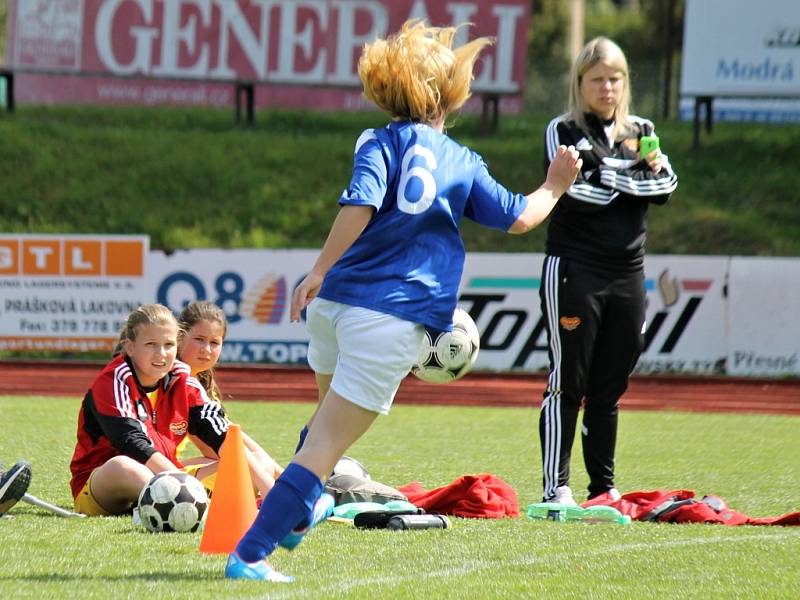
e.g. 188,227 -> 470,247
640,135 -> 660,159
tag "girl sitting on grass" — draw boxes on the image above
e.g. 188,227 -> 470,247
176,300 -> 283,493
69,303 -> 275,516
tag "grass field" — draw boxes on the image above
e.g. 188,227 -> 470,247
1,395 -> 799,598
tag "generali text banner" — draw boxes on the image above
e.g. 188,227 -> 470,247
5,0 -> 529,112
681,0 -> 800,97
0,234 -> 149,352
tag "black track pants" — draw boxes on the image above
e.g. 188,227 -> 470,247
538,255 -> 645,500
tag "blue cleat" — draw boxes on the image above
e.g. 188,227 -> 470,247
278,492 -> 335,551
224,552 -> 294,582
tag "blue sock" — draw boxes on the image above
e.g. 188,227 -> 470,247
294,425 -> 309,454
235,463 -> 323,563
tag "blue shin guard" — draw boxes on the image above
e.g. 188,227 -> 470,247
278,492 -> 335,550
235,463 -> 323,563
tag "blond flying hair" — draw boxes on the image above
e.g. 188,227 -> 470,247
567,36 -> 636,140
358,20 -> 492,123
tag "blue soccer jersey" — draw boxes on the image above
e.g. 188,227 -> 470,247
318,121 -> 527,331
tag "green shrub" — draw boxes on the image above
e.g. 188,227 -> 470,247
1,105 -> 798,256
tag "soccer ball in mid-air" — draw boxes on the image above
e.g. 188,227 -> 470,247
412,308 -> 480,384
137,471 -> 209,533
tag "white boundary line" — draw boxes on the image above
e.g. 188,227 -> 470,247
253,530 -> 800,599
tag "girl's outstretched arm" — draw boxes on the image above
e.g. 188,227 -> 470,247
290,205 -> 374,321
508,145 -> 582,234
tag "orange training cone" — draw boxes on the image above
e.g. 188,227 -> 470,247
199,423 -> 258,554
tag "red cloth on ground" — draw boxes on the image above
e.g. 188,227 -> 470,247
398,474 -> 519,518
582,489 -> 800,526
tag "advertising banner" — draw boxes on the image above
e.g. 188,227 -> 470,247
458,254 -> 729,375
728,257 -> 800,376
681,0 -> 800,97
0,234 -> 149,352
1,243 -> 794,377
146,250 -> 732,375
458,253 -> 545,372
678,97 -> 800,125
149,248 -> 318,364
5,0 -> 529,112
637,256 -> 728,375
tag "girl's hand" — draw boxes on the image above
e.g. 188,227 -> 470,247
290,272 -> 325,322
644,149 -> 663,174
547,145 -> 583,195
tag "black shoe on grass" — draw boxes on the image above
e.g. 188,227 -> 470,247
0,461 -> 32,517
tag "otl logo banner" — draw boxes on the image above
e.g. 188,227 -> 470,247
0,234 -> 149,352
0,236 -> 144,277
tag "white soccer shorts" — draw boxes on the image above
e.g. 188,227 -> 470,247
306,298 -> 424,415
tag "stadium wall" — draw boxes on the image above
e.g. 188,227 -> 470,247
1,235 -> 798,378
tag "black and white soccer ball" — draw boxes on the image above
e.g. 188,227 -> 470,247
412,308 -> 480,384
137,471 -> 209,533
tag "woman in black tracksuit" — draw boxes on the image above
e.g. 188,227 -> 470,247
539,37 -> 678,504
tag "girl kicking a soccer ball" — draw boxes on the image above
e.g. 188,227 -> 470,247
225,20 -> 581,582
69,303 -> 275,516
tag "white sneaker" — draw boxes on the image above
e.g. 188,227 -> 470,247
545,485 -> 577,506
608,488 -> 621,501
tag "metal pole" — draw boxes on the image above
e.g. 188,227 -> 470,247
22,493 -> 86,517
662,0 -> 677,120
569,0 -> 585,65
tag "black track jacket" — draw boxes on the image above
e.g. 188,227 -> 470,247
543,113 -> 678,273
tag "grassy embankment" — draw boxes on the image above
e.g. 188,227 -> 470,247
1,105 -> 799,256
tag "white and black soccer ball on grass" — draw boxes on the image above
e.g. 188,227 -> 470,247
412,308 -> 480,384
332,456 -> 371,480
137,471 -> 209,533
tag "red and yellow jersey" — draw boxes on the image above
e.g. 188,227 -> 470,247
69,355 -> 228,498
176,377 -> 222,460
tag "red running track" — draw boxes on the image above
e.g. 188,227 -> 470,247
0,360 -> 798,415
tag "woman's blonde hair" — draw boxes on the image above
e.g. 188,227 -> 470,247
114,303 -> 179,356
178,300 -> 227,401
358,20 -> 492,123
567,36 -> 636,140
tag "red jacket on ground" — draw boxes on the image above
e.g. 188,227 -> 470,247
399,474 -> 519,518
582,489 -> 800,526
